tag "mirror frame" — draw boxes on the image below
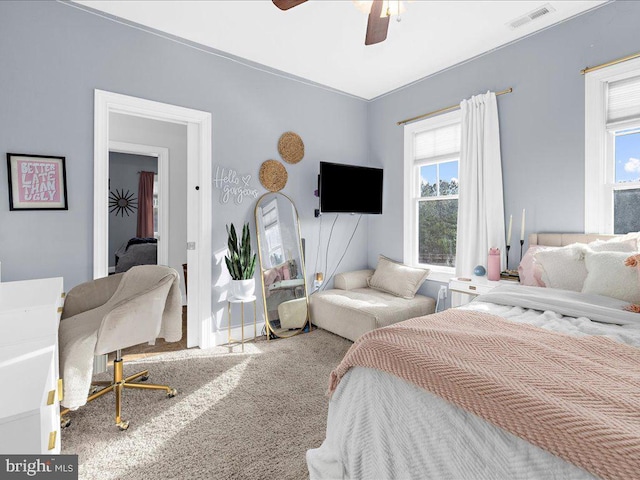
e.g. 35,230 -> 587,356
254,192 -> 311,339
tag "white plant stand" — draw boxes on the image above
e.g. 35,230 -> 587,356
227,295 -> 257,350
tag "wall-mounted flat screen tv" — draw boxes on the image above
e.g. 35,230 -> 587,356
319,161 -> 383,214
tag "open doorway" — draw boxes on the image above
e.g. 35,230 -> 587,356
108,151 -> 160,275
94,90 -> 213,349
108,120 -> 178,297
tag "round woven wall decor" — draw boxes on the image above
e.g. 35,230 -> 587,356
259,160 -> 288,192
278,131 -> 304,164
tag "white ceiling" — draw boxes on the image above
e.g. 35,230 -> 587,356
73,0 -> 607,100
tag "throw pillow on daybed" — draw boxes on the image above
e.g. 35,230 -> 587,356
367,255 -> 430,299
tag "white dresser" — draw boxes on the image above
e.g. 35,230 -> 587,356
0,277 -> 64,454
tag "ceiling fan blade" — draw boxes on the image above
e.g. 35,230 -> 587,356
365,0 -> 390,45
272,0 -> 308,11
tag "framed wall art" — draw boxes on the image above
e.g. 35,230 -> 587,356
7,153 -> 68,210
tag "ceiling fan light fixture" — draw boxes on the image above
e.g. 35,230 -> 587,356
352,0 -> 407,18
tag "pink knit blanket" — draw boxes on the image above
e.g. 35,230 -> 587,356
329,310 -> 640,480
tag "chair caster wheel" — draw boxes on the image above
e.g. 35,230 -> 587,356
61,416 -> 71,428
167,388 -> 177,398
117,421 -> 129,431
140,375 -> 149,382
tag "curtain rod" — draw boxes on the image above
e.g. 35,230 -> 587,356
581,51 -> 640,75
396,88 -> 513,126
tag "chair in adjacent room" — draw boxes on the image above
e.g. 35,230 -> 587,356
58,265 -> 182,430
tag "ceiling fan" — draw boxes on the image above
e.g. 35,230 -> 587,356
272,0 -> 391,46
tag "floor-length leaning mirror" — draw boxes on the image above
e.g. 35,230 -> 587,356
255,192 -> 310,339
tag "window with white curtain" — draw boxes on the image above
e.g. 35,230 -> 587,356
585,58 -> 640,234
404,110 -> 461,277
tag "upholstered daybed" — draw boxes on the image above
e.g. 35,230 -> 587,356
310,257 -> 436,342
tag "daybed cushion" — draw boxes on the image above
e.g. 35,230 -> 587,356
367,255 -> 430,299
310,287 -> 435,342
334,269 -> 374,290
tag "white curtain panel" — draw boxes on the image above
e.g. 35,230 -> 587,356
455,91 -> 506,277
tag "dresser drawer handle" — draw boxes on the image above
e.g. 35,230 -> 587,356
469,286 -> 476,291
47,389 -> 56,406
48,431 -> 57,451
58,379 -> 64,401
57,307 -> 63,314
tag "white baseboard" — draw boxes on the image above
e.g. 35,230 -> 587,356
212,321 -> 266,346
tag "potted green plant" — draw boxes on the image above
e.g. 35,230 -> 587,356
225,222 -> 257,299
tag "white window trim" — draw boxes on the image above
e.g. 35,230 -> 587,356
404,110 -> 461,281
585,56 -> 640,233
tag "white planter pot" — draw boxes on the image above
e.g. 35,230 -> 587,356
230,279 -> 255,300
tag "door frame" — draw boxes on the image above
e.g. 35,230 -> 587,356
94,89 -> 212,348
108,141 -> 169,272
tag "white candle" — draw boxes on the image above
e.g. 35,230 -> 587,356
520,209 -> 526,241
506,214 -> 512,247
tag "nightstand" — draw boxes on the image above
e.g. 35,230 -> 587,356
448,276 -> 502,307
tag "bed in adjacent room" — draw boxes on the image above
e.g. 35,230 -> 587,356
307,233 -> 640,480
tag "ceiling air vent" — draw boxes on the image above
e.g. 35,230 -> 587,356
507,3 -> 556,29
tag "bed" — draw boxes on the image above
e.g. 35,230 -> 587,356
114,237 -> 157,273
307,233 -> 640,480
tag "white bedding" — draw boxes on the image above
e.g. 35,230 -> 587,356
307,286 -> 640,480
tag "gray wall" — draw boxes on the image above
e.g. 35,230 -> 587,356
108,152 -> 158,268
367,0 -> 640,300
0,1 -> 368,334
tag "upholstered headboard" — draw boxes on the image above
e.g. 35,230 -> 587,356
528,233 -> 618,247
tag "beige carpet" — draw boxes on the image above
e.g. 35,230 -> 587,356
61,328 -> 352,480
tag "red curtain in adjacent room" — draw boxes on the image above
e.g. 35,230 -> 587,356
137,171 -> 155,238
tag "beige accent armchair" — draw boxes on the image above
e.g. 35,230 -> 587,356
59,265 -> 182,430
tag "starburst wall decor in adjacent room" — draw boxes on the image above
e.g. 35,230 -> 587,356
109,188 -> 138,217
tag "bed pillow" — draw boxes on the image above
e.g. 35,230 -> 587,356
582,251 -> 640,303
518,246 -> 557,287
618,231 -> 640,250
533,244 -> 589,292
367,255 -> 430,299
589,237 -> 638,252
